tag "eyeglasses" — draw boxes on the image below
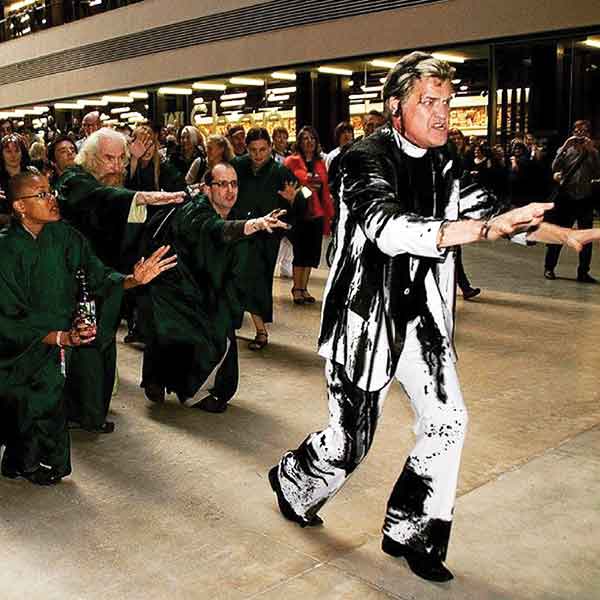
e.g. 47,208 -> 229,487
210,180 -> 238,189
14,190 -> 57,202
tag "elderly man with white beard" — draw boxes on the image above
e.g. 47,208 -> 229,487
55,127 -> 184,433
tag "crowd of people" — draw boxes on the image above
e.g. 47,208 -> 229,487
1,53 -> 599,583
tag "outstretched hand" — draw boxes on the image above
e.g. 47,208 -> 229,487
487,202 -> 554,240
260,208 -> 290,233
278,182 -> 300,204
132,245 -> 178,285
129,131 -> 154,160
137,191 -> 187,206
565,228 -> 600,253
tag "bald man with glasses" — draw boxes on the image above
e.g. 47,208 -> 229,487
139,163 -> 289,413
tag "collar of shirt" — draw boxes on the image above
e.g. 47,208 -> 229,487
392,129 -> 427,158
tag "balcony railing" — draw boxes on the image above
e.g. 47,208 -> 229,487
0,0 -> 144,42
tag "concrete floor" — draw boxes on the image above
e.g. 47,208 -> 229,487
1,240 -> 599,599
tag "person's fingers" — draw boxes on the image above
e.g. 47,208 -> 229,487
157,256 -> 177,269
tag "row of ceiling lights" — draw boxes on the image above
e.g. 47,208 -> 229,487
0,50 -> 483,119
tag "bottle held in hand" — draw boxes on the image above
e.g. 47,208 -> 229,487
75,268 -> 97,328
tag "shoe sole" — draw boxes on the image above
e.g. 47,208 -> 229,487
268,466 -> 323,528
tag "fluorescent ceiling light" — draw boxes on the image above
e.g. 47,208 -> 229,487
584,38 -> 600,49
370,59 -> 397,69
349,93 -> 378,100
318,66 -> 353,76
220,92 -> 247,100
266,86 -> 296,94
158,87 -> 193,95
193,82 -> 227,91
271,71 -> 296,80
77,98 -> 108,107
267,95 -> 290,102
103,95 -> 133,103
229,77 -> 264,86
129,91 -> 149,99
259,107 -> 278,112
431,52 -> 466,64
33,106 -> 50,112
100,114 -> 110,121
459,85 -> 468,91
361,85 -> 383,93
54,103 -> 83,110
110,107 -> 131,114
193,97 -> 205,104
220,99 -> 246,107
122,112 -> 142,119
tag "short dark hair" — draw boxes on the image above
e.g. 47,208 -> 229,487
7,166 -> 43,205
245,127 -> 271,146
227,124 -> 245,138
272,126 -> 289,138
333,122 -> 353,146
47,135 -> 77,164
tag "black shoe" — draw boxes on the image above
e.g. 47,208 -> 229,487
268,466 -> 323,528
462,287 -> 481,300
544,269 -> 556,280
2,464 -> 61,486
144,384 -> 165,403
577,273 -> 597,284
195,394 -> 228,413
84,421 -> 115,434
123,330 -> 143,344
381,535 -> 454,582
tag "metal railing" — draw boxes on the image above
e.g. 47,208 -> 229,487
0,0 -> 144,42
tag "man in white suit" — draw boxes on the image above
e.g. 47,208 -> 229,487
269,52 -> 599,582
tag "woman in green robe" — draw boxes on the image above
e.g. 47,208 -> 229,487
0,169 -> 176,484
231,128 -> 302,350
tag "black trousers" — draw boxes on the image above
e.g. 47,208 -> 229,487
142,330 -> 239,404
544,196 -> 594,275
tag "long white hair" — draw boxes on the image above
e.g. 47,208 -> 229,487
75,127 -> 130,177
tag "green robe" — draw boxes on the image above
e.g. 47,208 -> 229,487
54,166 -> 135,428
231,155 -> 302,322
55,165 -> 136,270
0,220 -> 123,476
138,195 -> 249,401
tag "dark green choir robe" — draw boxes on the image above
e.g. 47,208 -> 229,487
231,155 -> 302,322
54,165 -> 135,428
138,195 -> 249,404
0,220 -> 124,477
55,165 -> 136,270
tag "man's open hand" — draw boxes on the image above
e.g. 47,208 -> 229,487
132,245 -> 178,285
487,203 -> 554,240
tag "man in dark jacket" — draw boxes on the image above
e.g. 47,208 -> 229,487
269,52 -> 599,583
544,120 -> 600,282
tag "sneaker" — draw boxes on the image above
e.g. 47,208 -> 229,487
544,269 -> 556,280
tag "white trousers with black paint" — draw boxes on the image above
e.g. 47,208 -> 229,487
277,326 -> 468,559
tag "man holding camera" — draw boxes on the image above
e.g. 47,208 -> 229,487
544,120 -> 600,282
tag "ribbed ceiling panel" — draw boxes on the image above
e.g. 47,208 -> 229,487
0,0 -> 445,85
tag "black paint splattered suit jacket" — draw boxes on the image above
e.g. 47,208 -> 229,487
318,123 -> 505,392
